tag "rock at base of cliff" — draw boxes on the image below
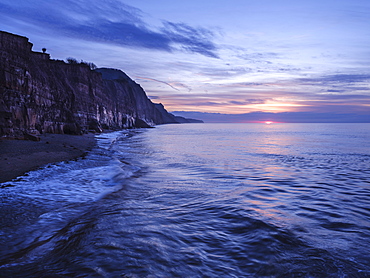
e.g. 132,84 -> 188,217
23,132 -> 40,141
134,118 -> 153,128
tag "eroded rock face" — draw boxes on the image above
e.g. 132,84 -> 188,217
0,31 -> 185,138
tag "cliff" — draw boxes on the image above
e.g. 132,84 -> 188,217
0,31 -> 201,139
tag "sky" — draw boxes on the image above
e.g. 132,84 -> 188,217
1,0 -> 370,122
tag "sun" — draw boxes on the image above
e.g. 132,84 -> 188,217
265,121 -> 273,125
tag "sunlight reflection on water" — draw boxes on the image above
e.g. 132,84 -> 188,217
1,123 -> 369,277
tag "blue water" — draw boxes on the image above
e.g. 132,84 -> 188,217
1,123 -> 370,277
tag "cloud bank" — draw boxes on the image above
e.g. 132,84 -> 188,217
0,0 -> 219,58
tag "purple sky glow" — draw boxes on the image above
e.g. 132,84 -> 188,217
1,0 -> 370,122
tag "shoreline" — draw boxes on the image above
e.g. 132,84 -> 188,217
0,133 -> 96,183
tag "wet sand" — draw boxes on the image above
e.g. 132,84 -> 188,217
0,133 -> 96,183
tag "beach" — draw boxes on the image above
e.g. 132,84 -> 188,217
0,133 -> 96,183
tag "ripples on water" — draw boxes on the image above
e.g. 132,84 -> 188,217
1,123 -> 370,277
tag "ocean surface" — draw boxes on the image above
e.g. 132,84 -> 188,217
1,123 -> 370,277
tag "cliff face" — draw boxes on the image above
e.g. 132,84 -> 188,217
0,31 -> 199,139
96,68 -> 165,128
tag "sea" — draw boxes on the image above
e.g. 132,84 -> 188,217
1,123 -> 370,277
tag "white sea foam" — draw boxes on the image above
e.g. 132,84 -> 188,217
1,130 -> 138,204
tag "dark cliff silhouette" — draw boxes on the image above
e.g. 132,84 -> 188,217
0,31 -> 202,139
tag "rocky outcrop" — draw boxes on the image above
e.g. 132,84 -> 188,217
154,103 -> 203,124
0,31 -> 202,139
154,103 -> 180,124
173,116 -> 204,123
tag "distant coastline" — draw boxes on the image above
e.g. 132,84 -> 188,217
172,111 -> 370,124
